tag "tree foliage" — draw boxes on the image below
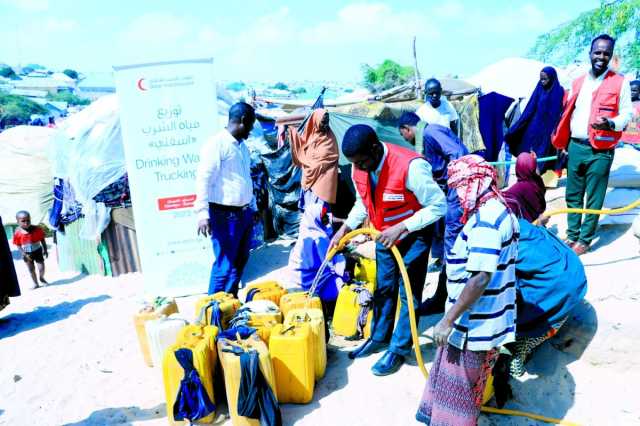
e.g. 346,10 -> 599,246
271,82 -> 289,91
47,91 -> 90,106
361,59 -> 414,93
529,0 -> 640,73
0,93 -> 47,128
0,66 -> 18,79
63,69 -> 79,80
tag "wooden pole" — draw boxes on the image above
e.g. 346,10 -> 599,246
412,36 -> 422,99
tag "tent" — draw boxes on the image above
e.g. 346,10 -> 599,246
467,57 -> 568,102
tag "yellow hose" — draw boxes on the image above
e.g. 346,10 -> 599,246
326,228 -> 428,379
326,227 -> 579,426
544,198 -> 640,217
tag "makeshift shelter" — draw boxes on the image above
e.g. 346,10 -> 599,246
0,125 -> 56,225
467,57 -> 565,101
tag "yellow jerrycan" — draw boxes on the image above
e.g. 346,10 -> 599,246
332,283 -> 375,339
195,294 -> 241,330
279,292 -> 322,318
483,374 -> 494,405
245,318 -> 281,344
269,323 -> 315,404
217,333 -> 278,426
162,325 -> 218,425
133,298 -> 179,367
243,281 -> 287,306
284,308 -> 326,380
353,257 -> 376,284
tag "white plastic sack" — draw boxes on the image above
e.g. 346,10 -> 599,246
0,126 -> 56,225
78,201 -> 111,240
608,145 -> 640,188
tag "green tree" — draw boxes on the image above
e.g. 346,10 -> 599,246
271,82 -> 289,90
361,59 -> 414,93
0,66 -> 17,79
63,69 -> 79,80
47,91 -> 90,106
0,93 -> 47,128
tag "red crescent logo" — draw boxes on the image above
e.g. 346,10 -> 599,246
137,78 -> 148,91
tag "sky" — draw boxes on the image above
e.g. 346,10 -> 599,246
0,0 -> 601,82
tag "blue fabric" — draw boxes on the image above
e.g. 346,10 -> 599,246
515,219 -> 588,337
370,226 -> 433,356
216,325 -> 257,342
173,348 -> 216,422
208,205 -> 254,296
245,288 -> 260,302
421,124 -> 466,260
505,67 -> 564,167
49,178 -> 64,230
288,190 -> 346,302
422,124 -> 469,186
197,300 -> 223,329
237,350 -> 282,426
479,92 -> 515,162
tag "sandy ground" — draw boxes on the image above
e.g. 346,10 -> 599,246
1,188 -> 640,425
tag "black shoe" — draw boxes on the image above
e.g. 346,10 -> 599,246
371,351 -> 405,376
416,296 -> 446,316
347,339 -> 387,359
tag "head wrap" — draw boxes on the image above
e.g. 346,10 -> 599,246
503,152 -> 546,222
447,154 -> 505,223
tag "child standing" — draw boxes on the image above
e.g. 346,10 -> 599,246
13,211 -> 48,289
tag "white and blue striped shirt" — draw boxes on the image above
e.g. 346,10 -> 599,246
445,198 -> 519,351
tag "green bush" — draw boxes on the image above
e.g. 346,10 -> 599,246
271,82 -> 288,91
361,59 -> 414,93
47,91 -> 90,106
0,93 -> 47,128
0,66 -> 17,79
63,69 -> 79,80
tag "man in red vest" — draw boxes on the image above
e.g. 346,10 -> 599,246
552,34 -> 633,255
330,124 -> 446,376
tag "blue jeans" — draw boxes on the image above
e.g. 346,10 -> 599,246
370,226 -> 433,357
444,188 -> 464,260
208,204 -> 253,296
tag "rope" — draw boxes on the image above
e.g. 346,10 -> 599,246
326,228 -> 580,425
488,155 -> 558,167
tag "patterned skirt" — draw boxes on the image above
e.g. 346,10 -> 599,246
416,344 -> 496,426
510,316 -> 568,377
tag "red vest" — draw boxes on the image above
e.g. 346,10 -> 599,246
352,143 -> 422,232
552,70 -> 625,150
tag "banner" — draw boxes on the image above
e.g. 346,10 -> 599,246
114,58 -> 217,296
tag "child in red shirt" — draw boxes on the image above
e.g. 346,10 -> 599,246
13,210 -> 48,289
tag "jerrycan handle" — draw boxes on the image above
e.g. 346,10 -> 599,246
279,325 -> 296,335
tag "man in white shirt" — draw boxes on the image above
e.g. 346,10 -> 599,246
551,34 -> 633,255
415,78 -> 459,135
330,124 -> 446,376
195,102 -> 256,296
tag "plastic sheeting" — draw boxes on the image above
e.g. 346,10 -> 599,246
51,95 -> 124,239
328,112 -> 414,166
0,126 -> 56,225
